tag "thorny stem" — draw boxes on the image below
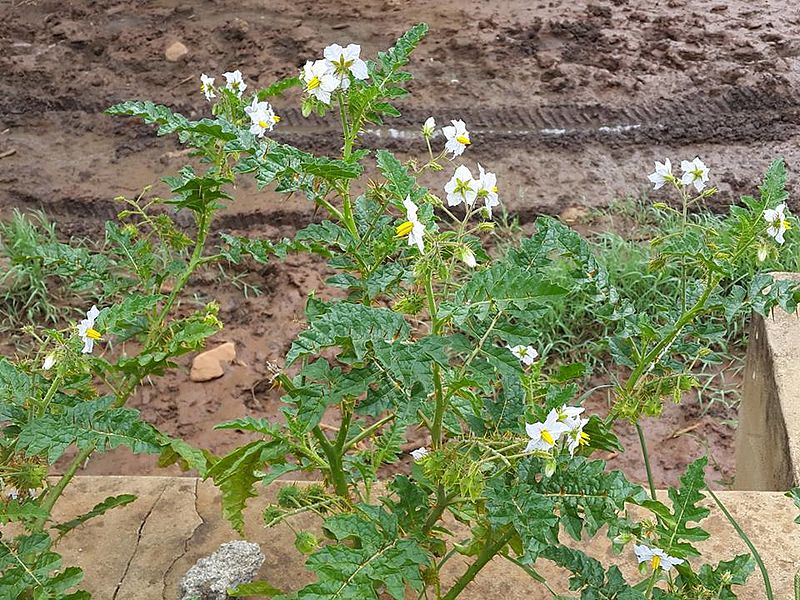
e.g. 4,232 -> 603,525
645,570 -> 658,597
34,209 -> 215,531
637,423 -> 657,500
441,527 -> 514,600
312,425 -> 350,500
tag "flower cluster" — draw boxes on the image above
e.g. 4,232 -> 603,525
199,70 -> 280,138
301,44 -> 369,105
648,157 -> 710,192
525,405 -> 589,457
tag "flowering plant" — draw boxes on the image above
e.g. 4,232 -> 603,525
1,24 -> 798,599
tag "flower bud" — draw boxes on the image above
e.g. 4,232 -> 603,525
294,531 -> 320,554
459,246 -> 477,268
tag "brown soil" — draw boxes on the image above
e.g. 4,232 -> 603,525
2,0 -> 798,489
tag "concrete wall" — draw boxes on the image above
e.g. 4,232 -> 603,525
736,273 -> 800,490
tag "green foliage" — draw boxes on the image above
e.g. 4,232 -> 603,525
0,534 -> 88,599
639,457 -> 710,558
285,506 -> 429,600
2,22 -> 788,600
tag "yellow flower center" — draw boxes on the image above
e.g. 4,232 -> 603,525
86,328 -> 102,340
307,76 -> 321,91
395,221 -> 414,237
579,431 -> 590,446
492,185 -> 498,193
258,120 -> 269,129
456,135 -> 470,145
650,555 -> 661,571
540,429 -> 555,445
782,219 -> 791,230
273,115 -> 281,123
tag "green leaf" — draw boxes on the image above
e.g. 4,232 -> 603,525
0,534 -> 89,599
286,303 -> 409,365
527,456 -> 646,540
258,76 -> 302,98
787,487 -> 800,524
376,150 -> 416,200
541,546 -> 645,599
16,402 -> 163,464
639,457 -> 710,558
207,440 -> 289,535
53,494 -> 137,537
289,506 -> 428,600
300,156 -> 363,181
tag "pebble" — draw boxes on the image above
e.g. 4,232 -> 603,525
190,342 -> 236,382
165,41 -> 189,62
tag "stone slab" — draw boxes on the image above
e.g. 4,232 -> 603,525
28,476 -> 800,599
736,272 -> 800,490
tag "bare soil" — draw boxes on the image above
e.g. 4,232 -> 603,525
2,0 -> 799,488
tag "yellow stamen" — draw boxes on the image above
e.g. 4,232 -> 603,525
395,221 -> 414,237
86,328 -> 102,340
651,555 -> 661,571
783,219 -> 791,230
307,76 -> 321,91
492,185 -> 498,193
258,120 -> 269,129
579,431 -> 590,446
456,135 -> 470,145
273,115 -> 281,123
540,429 -> 555,445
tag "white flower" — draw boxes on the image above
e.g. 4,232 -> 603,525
323,43 -> 369,89
222,70 -> 247,97
422,117 -> 436,138
509,345 -> 538,366
410,447 -> 429,461
6,487 -> 19,501
396,197 -> 425,253
443,119 -> 471,156
77,305 -> 101,354
42,354 -> 56,371
200,74 -> 216,101
459,246 -> 477,268
564,416 -> 590,455
301,59 -> 339,105
764,203 -> 791,245
680,157 -> 710,192
476,164 -> 499,217
525,410 -> 569,453
634,544 -> 684,573
647,159 -> 672,190
444,165 -> 477,207
245,97 -> 280,137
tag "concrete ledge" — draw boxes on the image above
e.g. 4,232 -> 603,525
35,476 -> 800,599
736,273 -> 800,490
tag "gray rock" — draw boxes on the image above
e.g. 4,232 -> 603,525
178,541 -> 265,600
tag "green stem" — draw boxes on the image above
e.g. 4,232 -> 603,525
636,422 -> 657,500
33,444 -> 94,532
707,487 -> 773,600
441,528 -> 513,600
312,425 -> 349,500
645,570 -> 658,597
624,276 -> 718,394
422,487 -> 454,535
344,413 -> 396,450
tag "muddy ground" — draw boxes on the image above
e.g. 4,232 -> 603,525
2,0 -> 799,488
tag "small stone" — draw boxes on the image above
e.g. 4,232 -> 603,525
559,206 -> 589,223
165,41 -> 189,62
178,540 -> 265,600
190,342 -> 236,382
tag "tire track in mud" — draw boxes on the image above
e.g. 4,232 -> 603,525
4,84 -> 800,232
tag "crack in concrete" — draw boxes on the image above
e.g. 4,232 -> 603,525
112,482 -> 168,600
161,479 -> 203,600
